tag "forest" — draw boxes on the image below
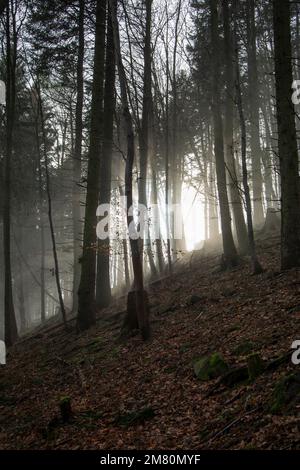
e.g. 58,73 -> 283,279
1,0 -> 300,460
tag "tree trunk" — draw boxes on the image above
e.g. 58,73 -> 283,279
96,3 -> 115,308
222,0 -> 248,255
150,161 -> 164,273
210,0 -> 238,268
4,3 -> 18,347
72,0 -> 85,313
171,0 -> 185,260
16,235 -> 26,333
165,13 -> 172,274
110,0 -> 150,340
273,0 -> 300,269
138,0 -> 152,256
261,104 -> 276,209
77,0 -> 106,330
234,6 -> 263,275
246,0 -> 264,227
39,214 -> 46,323
119,186 -> 130,289
208,138 -> 219,241
38,87 -> 67,326
37,137 -> 46,323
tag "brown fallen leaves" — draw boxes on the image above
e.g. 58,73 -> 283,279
1,234 -> 300,450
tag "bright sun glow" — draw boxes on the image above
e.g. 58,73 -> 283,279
182,184 -> 205,252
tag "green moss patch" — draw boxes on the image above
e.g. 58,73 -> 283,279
233,341 -> 256,357
270,373 -> 300,414
194,353 -> 229,381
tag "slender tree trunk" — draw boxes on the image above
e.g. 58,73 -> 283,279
38,87 -> 67,326
110,0 -> 150,340
60,119 -> 67,167
96,3 -> 115,308
165,11 -> 172,274
208,132 -> 219,241
137,0 -> 157,279
72,0 -> 85,313
150,161 -> 164,273
210,0 -> 238,268
261,105 -> 276,209
119,186 -> 130,288
246,0 -> 264,227
200,126 -> 209,241
40,216 -> 46,322
234,8 -> 263,275
273,0 -> 300,269
171,0 -> 185,259
208,168 -> 219,240
146,111 -> 158,279
37,141 -> 46,323
4,3 -> 18,347
138,0 -> 152,256
16,233 -> 26,333
77,0 -> 106,330
32,89 -> 47,323
222,0 -> 248,255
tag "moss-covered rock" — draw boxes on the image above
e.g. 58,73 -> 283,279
270,373 -> 300,414
194,353 -> 229,381
247,353 -> 265,381
233,341 -> 255,357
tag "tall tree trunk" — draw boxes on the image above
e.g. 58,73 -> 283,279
199,125 -> 209,241
208,164 -> 219,240
39,214 -> 46,323
273,0 -> 300,269
145,124 -> 158,279
210,0 -> 238,268
119,186 -> 131,288
110,0 -> 150,340
150,161 -> 164,273
261,104 -> 276,209
171,0 -> 185,259
96,3 -> 115,308
16,231 -> 26,333
246,0 -> 264,227
137,0 -> 158,279
138,0 -> 152,256
234,5 -> 263,275
4,2 -> 18,347
72,0 -> 85,313
222,0 -> 248,255
37,87 -> 67,326
165,11 -> 172,274
207,131 -> 219,241
77,0 -> 106,330
37,132 -> 46,323
33,88 -> 47,323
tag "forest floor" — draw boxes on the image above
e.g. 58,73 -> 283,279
1,231 -> 300,450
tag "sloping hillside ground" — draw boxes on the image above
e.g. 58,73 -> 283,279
1,233 -> 300,450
